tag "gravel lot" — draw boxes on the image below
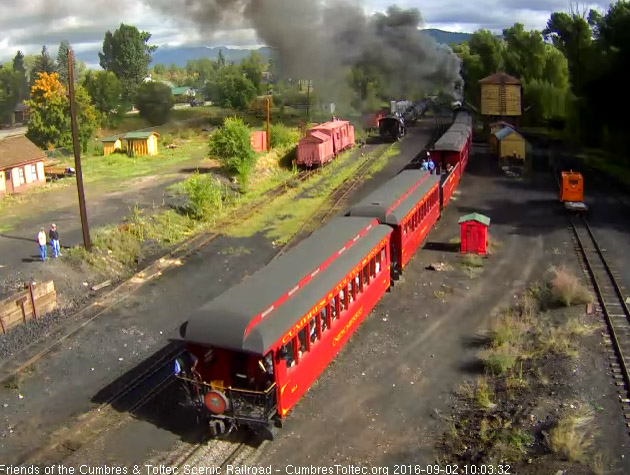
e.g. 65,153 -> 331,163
0,124 -> 436,465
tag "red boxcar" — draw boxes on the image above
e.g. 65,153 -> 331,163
297,119 -> 355,167
250,130 -> 268,153
177,217 -> 392,436
296,131 -> 334,167
348,170 -> 440,272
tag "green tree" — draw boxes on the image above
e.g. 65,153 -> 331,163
56,40 -> 74,86
135,81 -> 174,125
208,65 -> 257,110
468,30 -> 504,74
99,24 -> 157,101
31,46 -> 57,86
153,63 -> 166,76
83,70 -> 123,115
26,72 -> 100,151
502,23 -> 546,82
12,51 -> 29,101
217,49 -> 226,69
0,66 -> 19,123
208,117 -> 255,184
241,51 -> 264,90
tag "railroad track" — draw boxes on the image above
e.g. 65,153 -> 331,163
571,215 -> 630,429
273,144 -> 389,258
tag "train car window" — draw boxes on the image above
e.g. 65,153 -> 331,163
363,265 -> 370,286
309,317 -> 317,344
569,179 -> 579,185
381,247 -> 387,265
347,282 -> 353,303
326,303 -> 332,327
282,340 -> 295,368
315,313 -> 322,339
298,328 -> 308,355
342,287 -> 349,310
334,295 -> 341,319
370,257 -> 376,278
353,276 -> 359,298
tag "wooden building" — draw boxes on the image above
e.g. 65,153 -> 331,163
123,132 -> 160,157
459,213 -> 491,256
13,102 -> 31,124
479,72 -> 521,120
0,135 -> 46,196
492,126 -> 526,160
101,135 -> 124,156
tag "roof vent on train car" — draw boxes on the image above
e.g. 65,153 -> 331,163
179,321 -> 188,338
371,201 -> 383,206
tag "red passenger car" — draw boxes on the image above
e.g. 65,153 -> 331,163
176,217 -> 392,436
348,170 -> 440,272
296,120 -> 355,167
431,130 -> 469,176
440,162 -> 461,209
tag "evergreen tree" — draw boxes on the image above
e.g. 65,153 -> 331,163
31,46 -> 57,87
12,51 -> 29,101
56,40 -> 75,86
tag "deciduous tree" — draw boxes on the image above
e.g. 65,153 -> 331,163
99,24 -> 157,101
135,81 -> 174,125
83,70 -> 123,115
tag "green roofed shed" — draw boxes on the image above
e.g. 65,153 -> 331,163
101,135 -> 124,155
458,213 -> 490,226
459,213 -> 490,255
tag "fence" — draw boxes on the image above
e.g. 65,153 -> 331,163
0,281 -> 57,334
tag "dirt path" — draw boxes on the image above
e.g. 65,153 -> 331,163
0,126 -> 435,465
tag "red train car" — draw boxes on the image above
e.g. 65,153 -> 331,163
296,120 -> 355,167
176,217 -> 392,436
440,162 -> 461,209
348,170 -> 440,272
431,130 -> 469,177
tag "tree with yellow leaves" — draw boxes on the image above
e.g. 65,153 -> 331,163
26,72 -> 101,152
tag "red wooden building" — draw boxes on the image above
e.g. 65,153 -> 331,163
459,213 -> 491,255
0,135 -> 46,197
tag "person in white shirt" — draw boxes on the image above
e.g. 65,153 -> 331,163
36,228 -> 47,261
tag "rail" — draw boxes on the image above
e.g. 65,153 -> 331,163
571,215 -> 630,394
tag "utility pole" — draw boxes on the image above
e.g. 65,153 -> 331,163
67,48 -> 91,251
266,97 -> 271,151
306,80 -> 311,122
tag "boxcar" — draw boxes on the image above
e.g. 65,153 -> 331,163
297,120 -> 355,167
296,131 -> 334,167
347,170 -> 440,273
176,217 -> 392,436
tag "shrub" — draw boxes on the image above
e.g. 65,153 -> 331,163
546,406 -> 594,462
209,117 -> 256,183
135,82 -> 174,126
270,123 -> 300,149
182,172 -> 224,220
548,266 -> 593,306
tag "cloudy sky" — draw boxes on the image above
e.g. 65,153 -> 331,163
0,0 -> 610,66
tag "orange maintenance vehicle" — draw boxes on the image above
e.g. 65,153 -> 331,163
560,171 -> 587,212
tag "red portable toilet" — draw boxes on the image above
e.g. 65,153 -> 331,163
458,213 -> 491,255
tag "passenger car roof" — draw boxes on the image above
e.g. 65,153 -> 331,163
433,130 -> 467,152
181,217 -> 391,354
348,170 -> 439,225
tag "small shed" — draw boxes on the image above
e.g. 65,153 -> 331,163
101,135 -> 124,156
13,102 -> 31,124
489,121 -> 514,136
123,132 -> 160,157
492,127 -> 526,159
250,130 -> 268,153
459,213 -> 491,256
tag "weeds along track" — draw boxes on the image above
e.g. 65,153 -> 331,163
571,215 -> 630,433
273,143 -> 389,258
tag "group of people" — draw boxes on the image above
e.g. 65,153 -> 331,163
36,224 -> 61,261
420,153 -> 437,174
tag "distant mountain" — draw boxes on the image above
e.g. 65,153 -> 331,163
422,29 -> 472,45
150,46 -> 274,67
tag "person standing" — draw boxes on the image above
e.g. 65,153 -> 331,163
49,223 -> 61,258
420,158 -> 429,171
427,156 -> 436,174
37,228 -> 47,261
